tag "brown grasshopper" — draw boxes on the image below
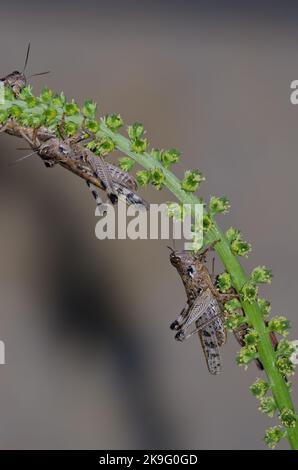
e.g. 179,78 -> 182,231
0,43 -> 49,97
169,243 -> 280,374
1,46 -> 148,210
168,242 -> 235,375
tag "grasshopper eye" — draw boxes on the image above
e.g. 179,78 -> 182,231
59,145 -> 68,155
187,266 -> 194,277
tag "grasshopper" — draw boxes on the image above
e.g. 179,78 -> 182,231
1,45 -> 148,210
168,242 -> 235,374
0,43 -> 49,97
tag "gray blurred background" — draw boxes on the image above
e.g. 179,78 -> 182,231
0,0 -> 298,450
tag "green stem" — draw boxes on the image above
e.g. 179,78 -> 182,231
100,123 -> 298,450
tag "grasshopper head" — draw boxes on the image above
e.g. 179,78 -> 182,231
38,138 -> 70,163
1,71 -> 27,96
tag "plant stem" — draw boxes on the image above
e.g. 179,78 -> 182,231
100,123 -> 298,449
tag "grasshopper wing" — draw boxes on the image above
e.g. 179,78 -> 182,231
195,295 -> 225,374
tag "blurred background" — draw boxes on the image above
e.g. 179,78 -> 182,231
0,0 -> 298,450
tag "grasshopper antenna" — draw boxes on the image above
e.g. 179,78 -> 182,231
22,42 -> 31,73
28,71 -> 51,79
9,150 -> 38,166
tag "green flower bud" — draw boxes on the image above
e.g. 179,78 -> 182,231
82,100 -> 97,119
244,329 -> 259,351
39,87 -> 53,104
160,148 -> 180,168
181,170 -> 205,192
9,105 -> 22,119
64,121 -> 79,136
236,346 -> 258,367
224,313 -> 245,331
97,137 -> 115,156
127,122 -> 145,139
0,110 -> 9,124
241,282 -> 258,304
276,357 -> 295,376
118,157 -> 135,172
85,119 -> 100,133
230,238 -> 252,257
105,113 -> 123,131
224,298 -> 242,314
151,168 -> 165,190
202,214 -> 214,233
276,339 -> 295,358
136,170 -> 151,186
64,101 -> 80,116
151,148 -> 161,160
226,227 -> 241,243
209,196 -> 230,215
52,92 -> 66,107
43,107 -> 58,125
268,316 -> 290,337
131,137 -> 148,153
257,298 -> 271,317
279,408 -> 297,428
264,426 -> 286,449
167,202 -> 186,221
250,379 -> 270,399
217,272 -> 232,293
259,396 -> 277,417
251,266 -> 273,284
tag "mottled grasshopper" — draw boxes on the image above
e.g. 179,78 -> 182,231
0,43 -> 49,96
1,45 -> 148,210
169,242 -> 233,374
